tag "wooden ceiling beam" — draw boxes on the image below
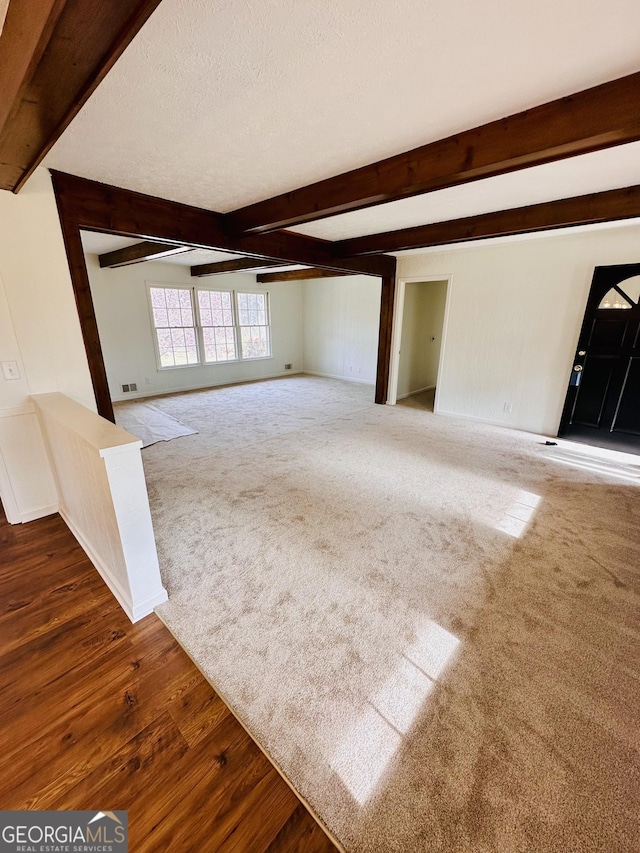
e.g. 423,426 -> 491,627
0,0 -> 164,193
99,241 -> 193,267
191,258 -> 285,276
256,268 -> 359,283
333,185 -> 640,256
228,72 -> 640,235
50,171 -> 395,277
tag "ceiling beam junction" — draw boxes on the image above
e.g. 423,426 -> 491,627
50,170 -> 396,278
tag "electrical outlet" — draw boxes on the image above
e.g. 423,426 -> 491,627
1,361 -> 20,381
503,402 -> 513,413
144,377 -> 151,384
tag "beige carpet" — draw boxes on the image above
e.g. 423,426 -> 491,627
141,376 -> 639,853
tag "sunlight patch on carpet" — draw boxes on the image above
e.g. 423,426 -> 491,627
494,489 -> 541,538
331,618 -> 460,806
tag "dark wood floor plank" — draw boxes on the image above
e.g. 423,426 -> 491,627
0,506 -> 338,852
266,803 -> 338,853
132,712 -> 252,847
217,768 -> 301,853
167,675 -> 231,746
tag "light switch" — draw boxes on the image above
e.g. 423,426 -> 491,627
2,361 -> 20,380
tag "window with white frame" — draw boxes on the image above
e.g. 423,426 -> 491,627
197,289 -> 237,362
237,291 -> 270,359
148,285 -> 271,369
149,286 -> 199,367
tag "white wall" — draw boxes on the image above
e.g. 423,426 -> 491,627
397,223 -> 640,436
397,279 -> 447,398
0,168 -> 94,522
86,255 -> 304,401
302,275 -> 381,384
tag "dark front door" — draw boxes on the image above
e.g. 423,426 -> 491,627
559,264 -> 640,454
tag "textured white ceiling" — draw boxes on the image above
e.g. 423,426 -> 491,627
50,0 -> 640,241
80,233 -> 142,254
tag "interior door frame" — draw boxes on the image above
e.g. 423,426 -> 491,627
387,274 -> 453,407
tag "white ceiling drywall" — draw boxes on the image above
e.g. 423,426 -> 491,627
46,0 -> 640,243
79,231 -> 305,272
80,233 -> 144,254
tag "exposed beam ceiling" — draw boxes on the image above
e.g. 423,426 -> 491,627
0,0 -> 163,192
50,171 -> 396,277
99,241 -> 193,267
229,71 -> 640,235
256,268 -> 359,283
335,185 -> 640,256
191,258 -> 286,277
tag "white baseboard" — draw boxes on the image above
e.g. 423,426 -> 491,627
59,506 -> 167,623
20,502 -> 59,523
111,369 -> 303,403
396,384 -> 436,401
301,370 -> 375,386
435,407 -> 522,430
131,588 -> 169,622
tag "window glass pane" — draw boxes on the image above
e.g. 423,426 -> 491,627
153,308 -> 169,327
165,289 -> 180,308
598,288 -> 632,309
617,275 -> 640,305
150,288 -> 166,308
241,325 -> 269,358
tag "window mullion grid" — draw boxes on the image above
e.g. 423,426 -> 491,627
232,290 -> 243,361
192,285 -> 205,365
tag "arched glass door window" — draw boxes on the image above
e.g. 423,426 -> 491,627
598,288 -> 632,309
598,275 -> 640,309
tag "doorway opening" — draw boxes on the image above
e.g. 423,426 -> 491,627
388,277 -> 450,410
558,263 -> 640,454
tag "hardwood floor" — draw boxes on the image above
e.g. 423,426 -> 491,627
0,506 -> 338,853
